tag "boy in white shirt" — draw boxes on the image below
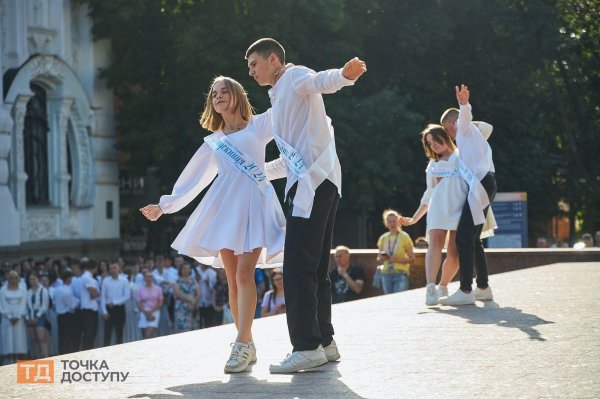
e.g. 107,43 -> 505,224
439,85 -> 497,305
246,38 -> 366,373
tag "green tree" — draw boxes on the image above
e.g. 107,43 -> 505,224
87,0 -> 599,250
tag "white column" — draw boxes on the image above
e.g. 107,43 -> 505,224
11,95 -> 32,242
0,77 -> 20,246
58,97 -> 74,238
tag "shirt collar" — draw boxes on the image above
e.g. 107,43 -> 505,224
268,66 -> 290,102
268,87 -> 276,102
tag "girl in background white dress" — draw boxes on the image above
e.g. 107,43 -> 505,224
0,271 -> 28,364
141,76 -> 285,373
123,264 -> 142,343
402,124 -> 495,306
402,125 -> 467,306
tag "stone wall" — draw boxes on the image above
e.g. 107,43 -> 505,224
330,248 -> 600,298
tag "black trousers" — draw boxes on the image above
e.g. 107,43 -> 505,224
81,309 -> 98,350
457,173 -> 497,292
198,305 -> 216,328
57,312 -> 78,355
72,309 -> 83,352
284,179 -> 339,352
104,305 -> 125,346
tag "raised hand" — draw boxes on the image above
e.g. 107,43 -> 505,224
400,216 -> 415,226
342,57 -> 367,80
140,204 -> 163,221
455,84 -> 470,105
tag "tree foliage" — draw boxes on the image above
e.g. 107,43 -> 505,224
87,0 -> 599,247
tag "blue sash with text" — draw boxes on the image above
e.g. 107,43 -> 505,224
204,133 -> 270,195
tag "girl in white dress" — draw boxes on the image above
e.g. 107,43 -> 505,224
123,264 -> 142,343
141,76 -> 285,373
0,271 -> 28,364
401,125 -> 468,306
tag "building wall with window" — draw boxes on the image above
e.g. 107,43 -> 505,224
0,0 -> 119,258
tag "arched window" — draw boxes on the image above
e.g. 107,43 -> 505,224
24,83 -> 50,205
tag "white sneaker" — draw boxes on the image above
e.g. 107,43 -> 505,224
437,285 -> 448,298
224,342 -> 253,373
426,283 -> 439,306
439,289 -> 475,306
474,286 -> 493,301
324,340 -> 340,362
249,342 -> 257,362
269,345 -> 328,373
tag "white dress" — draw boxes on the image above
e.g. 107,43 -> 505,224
420,151 -> 468,235
159,111 -> 285,268
0,285 -> 28,355
420,150 -> 495,238
123,281 -> 141,343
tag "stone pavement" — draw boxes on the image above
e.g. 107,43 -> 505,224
1,262 -> 599,399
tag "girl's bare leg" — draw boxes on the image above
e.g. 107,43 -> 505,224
440,230 -> 459,286
425,230 -> 447,284
221,249 -> 240,330
233,248 -> 261,344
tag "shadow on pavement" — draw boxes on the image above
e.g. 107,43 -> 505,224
433,301 -> 554,341
129,362 -> 365,399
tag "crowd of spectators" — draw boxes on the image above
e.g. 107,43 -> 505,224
0,255 -> 284,365
7,226 -> 591,364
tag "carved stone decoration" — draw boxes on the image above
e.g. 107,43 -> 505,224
29,56 -> 65,85
58,98 -> 74,175
67,212 -> 80,238
28,214 -> 58,240
27,27 -> 57,55
56,98 -> 74,233
69,103 -> 94,207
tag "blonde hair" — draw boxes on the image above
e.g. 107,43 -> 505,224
420,124 -> 456,161
199,76 -> 253,132
382,209 -> 401,227
440,108 -> 459,125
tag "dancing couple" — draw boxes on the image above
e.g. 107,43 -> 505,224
402,84 -> 497,306
141,38 -> 366,373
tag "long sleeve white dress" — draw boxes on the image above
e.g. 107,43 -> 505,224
158,111 -> 285,267
420,150 -> 496,239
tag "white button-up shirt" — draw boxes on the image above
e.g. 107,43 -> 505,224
70,275 -> 82,300
26,286 -> 50,320
100,276 -> 131,315
53,284 -> 80,315
194,266 -> 216,307
265,66 -> 355,218
79,271 -> 99,311
456,103 -> 495,180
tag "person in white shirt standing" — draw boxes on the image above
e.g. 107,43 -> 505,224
54,270 -> 80,354
79,260 -> 100,350
245,38 -> 366,373
439,85 -> 497,305
194,262 -> 217,328
101,263 -> 131,346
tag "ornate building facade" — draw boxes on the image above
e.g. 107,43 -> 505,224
0,0 -> 119,259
